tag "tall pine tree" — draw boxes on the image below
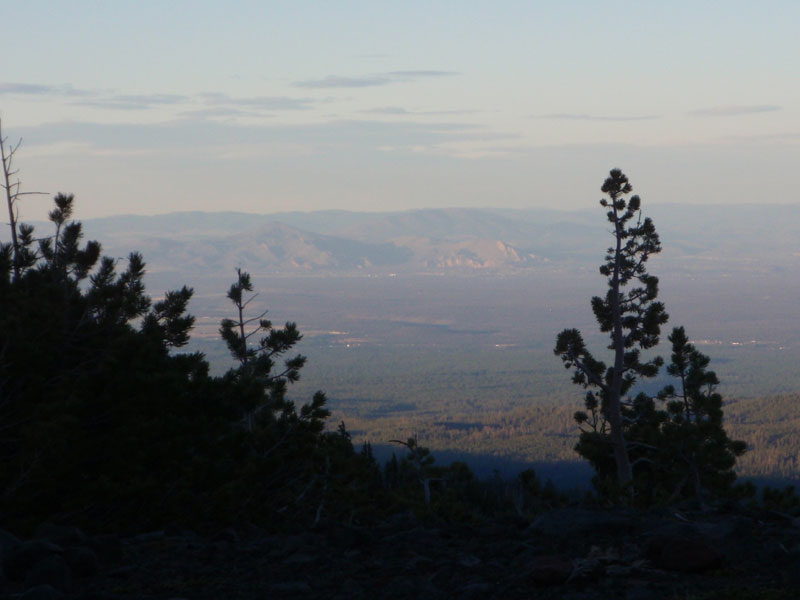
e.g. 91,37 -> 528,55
554,169 -> 668,488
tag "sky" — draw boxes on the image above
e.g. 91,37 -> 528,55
1,0 -> 799,220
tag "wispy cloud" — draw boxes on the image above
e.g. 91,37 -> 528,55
116,94 -> 188,105
294,75 -> 394,88
0,82 -> 92,97
200,93 -> 315,110
13,118 -> 510,159
362,106 -> 413,115
386,70 -> 459,78
532,113 -> 659,122
361,106 -> 479,116
689,105 -> 782,117
72,100 -> 150,111
74,93 -> 190,110
294,70 -> 459,89
1,81 -> 317,115
75,92 -> 316,112
721,131 -> 800,143
179,107 -> 273,119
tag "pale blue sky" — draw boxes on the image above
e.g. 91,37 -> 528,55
1,1 -> 798,219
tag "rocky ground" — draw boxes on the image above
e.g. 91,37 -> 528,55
2,506 -> 800,599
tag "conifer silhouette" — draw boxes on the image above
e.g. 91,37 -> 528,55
555,169 -> 668,488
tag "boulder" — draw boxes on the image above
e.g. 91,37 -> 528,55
386,510 -> 417,527
0,528 -> 21,556
268,581 -> 312,594
20,584 -> 64,600
65,546 -> 99,577
528,509 -> 636,539
89,535 -> 122,565
318,522 -> 375,550
3,540 -> 63,582
34,524 -> 88,547
382,575 -> 442,599
210,527 -> 238,544
529,555 -> 574,585
24,554 -> 72,592
459,581 -> 493,596
644,536 -> 724,572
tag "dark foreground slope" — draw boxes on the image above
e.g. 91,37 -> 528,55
3,506 -> 800,599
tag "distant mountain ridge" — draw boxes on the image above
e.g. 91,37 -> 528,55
29,204 -> 800,274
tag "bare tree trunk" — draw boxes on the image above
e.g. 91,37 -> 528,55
313,455 -> 330,526
609,205 -> 633,487
667,474 -> 689,505
690,456 -> 706,511
0,119 -> 45,280
1,119 -> 21,280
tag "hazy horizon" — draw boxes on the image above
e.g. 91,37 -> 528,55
11,200 -> 800,224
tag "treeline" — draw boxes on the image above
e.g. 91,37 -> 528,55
332,396 -> 800,487
0,194 -> 325,532
727,394 -> 800,482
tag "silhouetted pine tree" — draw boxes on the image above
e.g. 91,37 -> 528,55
654,327 -> 747,505
0,192 -> 209,529
554,169 -> 668,489
218,267 -> 324,432
0,190 -> 343,531
210,268 -> 331,524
